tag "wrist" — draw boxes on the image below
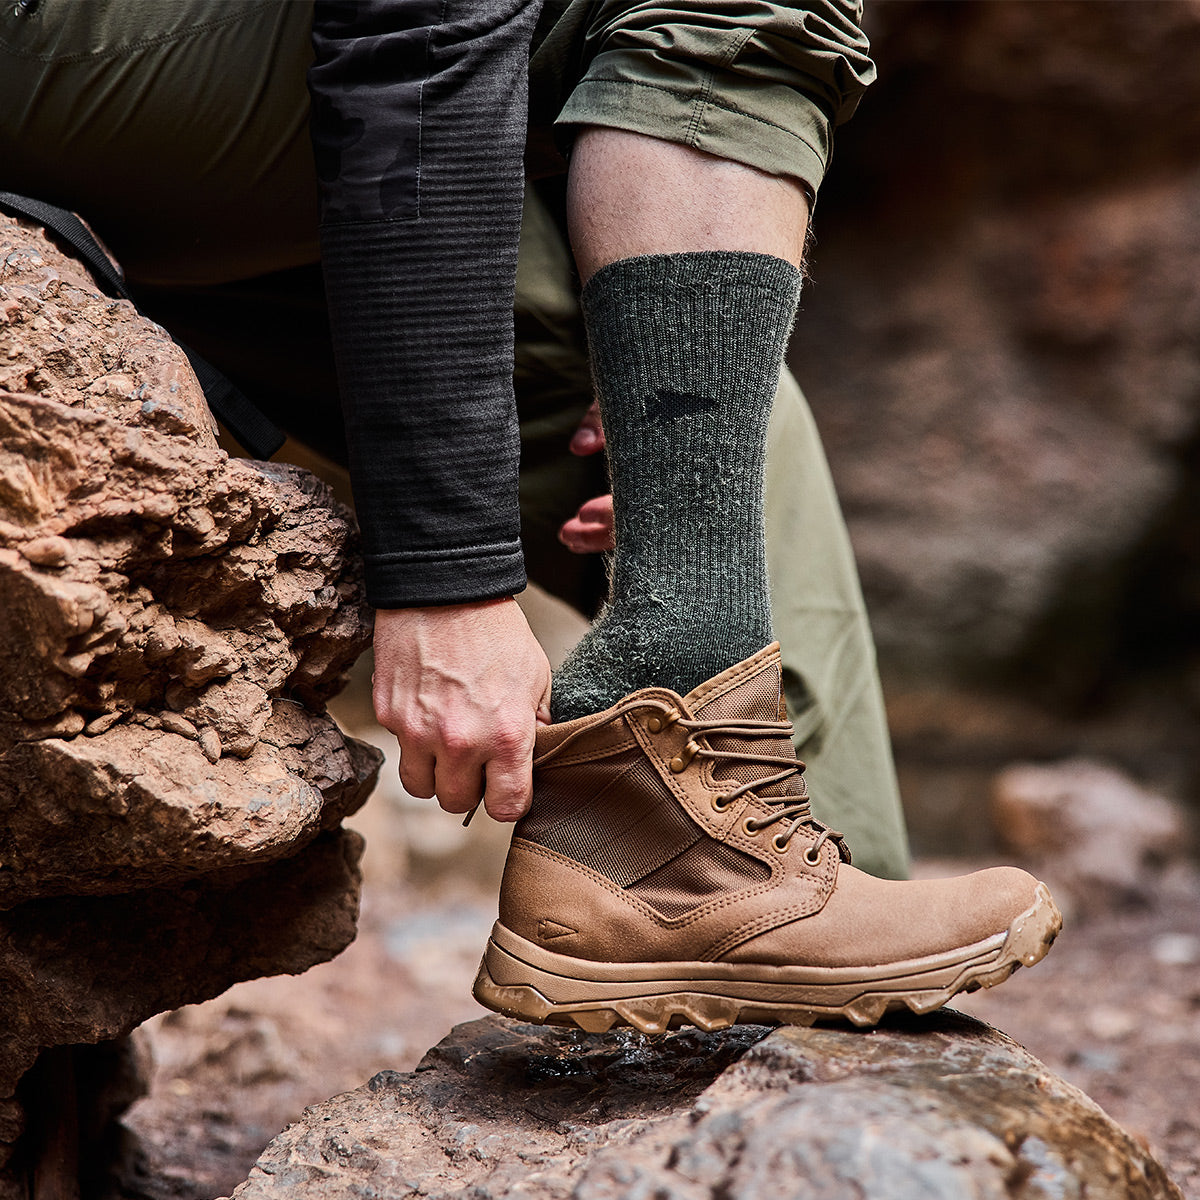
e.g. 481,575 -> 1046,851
375,596 -> 516,623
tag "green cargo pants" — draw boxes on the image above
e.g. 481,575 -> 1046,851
0,0 -> 908,876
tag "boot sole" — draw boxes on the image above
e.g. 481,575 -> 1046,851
473,882 -> 1062,1034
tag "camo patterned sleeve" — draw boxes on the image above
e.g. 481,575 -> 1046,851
309,0 -> 543,608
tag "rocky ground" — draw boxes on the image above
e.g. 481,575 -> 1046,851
105,611 -> 1200,1200
112,748 -> 1200,1200
933,860 -> 1200,1199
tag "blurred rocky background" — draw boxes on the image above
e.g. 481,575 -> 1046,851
790,0 -> 1200,856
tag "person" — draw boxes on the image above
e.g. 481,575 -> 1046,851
0,0 -> 1059,1031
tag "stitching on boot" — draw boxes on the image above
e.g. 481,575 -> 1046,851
549,733 -> 640,767
510,837 -> 793,932
510,839 -> 670,921
686,647 -> 776,711
700,849 -> 838,961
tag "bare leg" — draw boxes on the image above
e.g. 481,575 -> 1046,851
552,127 -> 812,718
567,129 -> 809,281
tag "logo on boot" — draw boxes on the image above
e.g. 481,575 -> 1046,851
537,919 -> 578,942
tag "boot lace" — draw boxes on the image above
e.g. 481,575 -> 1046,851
532,696 -> 845,864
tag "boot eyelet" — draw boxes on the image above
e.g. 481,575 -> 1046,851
803,845 -> 822,866
772,833 -> 790,853
712,794 -> 733,813
646,715 -> 664,734
669,742 -> 698,773
741,816 -> 759,837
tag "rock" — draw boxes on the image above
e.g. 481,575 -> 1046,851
0,830 -> 364,1151
0,210 -> 380,1193
0,389 -> 370,734
0,208 -> 379,896
790,3 -> 1200,699
991,760 -> 1191,912
883,682 -> 1200,862
14,1036 -> 153,1200
0,217 -> 214,445
0,701 -> 376,905
2,831 -> 370,1200
225,1012 -> 1182,1200
199,726 -> 223,762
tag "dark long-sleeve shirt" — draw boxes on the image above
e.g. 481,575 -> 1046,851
308,0 -> 874,609
310,0 -> 542,608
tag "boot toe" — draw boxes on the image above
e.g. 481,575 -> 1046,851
722,863 -> 1048,969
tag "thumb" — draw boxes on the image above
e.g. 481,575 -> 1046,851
569,401 -> 605,455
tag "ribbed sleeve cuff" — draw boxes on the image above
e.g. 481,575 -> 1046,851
364,542 -> 527,609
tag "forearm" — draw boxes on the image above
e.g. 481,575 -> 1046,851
309,0 -> 542,608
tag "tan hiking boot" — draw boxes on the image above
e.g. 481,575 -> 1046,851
474,644 -> 1061,1034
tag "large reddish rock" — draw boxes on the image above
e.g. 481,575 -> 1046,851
225,1013 -> 1183,1200
0,211 -> 379,1197
0,386 -> 378,905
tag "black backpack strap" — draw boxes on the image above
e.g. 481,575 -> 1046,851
0,191 -> 287,460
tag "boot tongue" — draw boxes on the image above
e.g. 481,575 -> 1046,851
684,645 -> 806,799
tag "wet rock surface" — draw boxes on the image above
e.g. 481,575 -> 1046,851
223,1012 -> 1181,1200
0,211 -> 379,1194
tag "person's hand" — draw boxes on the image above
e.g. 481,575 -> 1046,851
559,400 -> 617,553
559,494 -> 615,553
568,399 -> 605,456
372,598 -> 552,822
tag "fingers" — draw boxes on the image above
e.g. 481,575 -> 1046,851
397,725 -> 534,820
481,727 -> 536,822
576,494 -> 613,525
433,751 -> 487,816
569,400 -> 605,455
559,519 -> 613,553
371,599 -> 552,825
392,720 -> 530,816
398,749 -> 436,800
559,492 -> 615,553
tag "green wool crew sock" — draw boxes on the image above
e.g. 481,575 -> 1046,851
551,251 -> 803,721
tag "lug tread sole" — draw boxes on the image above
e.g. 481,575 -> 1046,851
472,883 -> 1062,1034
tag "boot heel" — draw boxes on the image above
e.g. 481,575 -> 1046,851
472,945 -> 556,1024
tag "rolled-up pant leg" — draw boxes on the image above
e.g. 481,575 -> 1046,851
527,1 -> 874,197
